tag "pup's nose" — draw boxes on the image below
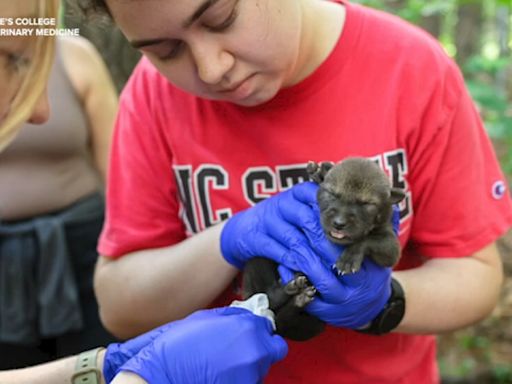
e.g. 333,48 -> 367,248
332,218 -> 347,230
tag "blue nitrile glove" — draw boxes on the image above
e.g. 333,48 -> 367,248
279,258 -> 391,329
221,182 -> 325,270
118,307 -> 288,384
278,205 -> 401,329
103,311 -> 217,383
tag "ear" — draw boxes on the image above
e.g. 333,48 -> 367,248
390,188 -> 406,204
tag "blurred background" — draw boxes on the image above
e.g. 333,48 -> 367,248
63,0 -> 512,382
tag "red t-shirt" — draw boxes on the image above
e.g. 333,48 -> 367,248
99,1 -> 512,383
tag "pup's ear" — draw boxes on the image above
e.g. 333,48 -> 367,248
390,188 -> 406,204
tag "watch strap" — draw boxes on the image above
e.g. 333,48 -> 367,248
71,347 -> 104,384
358,277 -> 405,335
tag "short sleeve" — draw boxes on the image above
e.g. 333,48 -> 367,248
98,60 -> 186,258
407,64 -> 512,258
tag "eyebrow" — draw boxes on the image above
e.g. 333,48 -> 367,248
130,0 -> 221,49
131,38 -> 167,49
183,0 -> 221,27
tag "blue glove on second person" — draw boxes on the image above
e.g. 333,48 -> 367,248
103,310 -> 222,382
119,307 -> 288,384
103,323 -> 173,382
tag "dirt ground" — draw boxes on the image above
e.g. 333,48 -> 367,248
437,230 -> 512,383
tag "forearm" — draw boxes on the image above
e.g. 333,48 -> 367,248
0,350 -> 106,384
112,372 -> 147,384
94,222 -> 238,339
393,243 -> 503,334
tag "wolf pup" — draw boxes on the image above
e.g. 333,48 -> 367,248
242,157 -> 405,341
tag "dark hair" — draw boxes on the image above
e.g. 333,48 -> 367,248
79,0 -> 111,17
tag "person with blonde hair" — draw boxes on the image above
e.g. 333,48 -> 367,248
0,33 -> 118,368
0,0 -> 119,367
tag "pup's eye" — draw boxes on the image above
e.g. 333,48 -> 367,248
324,207 -> 338,216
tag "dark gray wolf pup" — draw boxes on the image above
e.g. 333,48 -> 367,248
242,157 -> 405,341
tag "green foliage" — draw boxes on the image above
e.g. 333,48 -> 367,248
353,0 -> 455,22
353,0 -> 512,175
458,334 -> 491,350
493,364 -> 512,383
464,55 -> 512,173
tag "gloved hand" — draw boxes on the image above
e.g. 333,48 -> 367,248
279,259 -> 391,329
118,307 -> 288,384
278,205 -> 400,329
221,182 -> 329,269
103,310 -> 217,382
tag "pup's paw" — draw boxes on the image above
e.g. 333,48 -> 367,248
283,274 -> 309,295
335,247 -> 365,275
306,161 -> 321,183
294,286 -> 317,308
307,161 -> 334,184
283,274 -> 316,308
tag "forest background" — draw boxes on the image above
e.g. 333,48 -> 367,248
63,0 -> 512,382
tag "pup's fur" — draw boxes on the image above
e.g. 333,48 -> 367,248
242,157 -> 405,341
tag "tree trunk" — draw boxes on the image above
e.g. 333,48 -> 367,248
420,14 -> 442,38
455,0 -> 484,67
62,0 -> 141,93
495,6 -> 511,101
383,0 -> 407,12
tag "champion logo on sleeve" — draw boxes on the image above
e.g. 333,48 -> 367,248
492,180 -> 507,200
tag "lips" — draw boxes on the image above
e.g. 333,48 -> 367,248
219,80 -> 245,93
217,73 -> 255,93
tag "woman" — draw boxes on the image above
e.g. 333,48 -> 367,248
0,32 -> 118,370
83,0 -> 511,383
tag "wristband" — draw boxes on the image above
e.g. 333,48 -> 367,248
357,278 -> 405,335
72,347 -> 104,384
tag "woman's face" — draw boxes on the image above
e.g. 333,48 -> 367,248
0,1 -> 49,125
107,0 -> 308,106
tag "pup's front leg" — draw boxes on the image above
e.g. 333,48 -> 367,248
336,242 -> 366,275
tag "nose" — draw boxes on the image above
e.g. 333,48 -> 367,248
332,217 -> 347,230
28,89 -> 50,125
190,40 -> 234,85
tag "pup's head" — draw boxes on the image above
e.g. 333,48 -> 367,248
317,157 -> 405,244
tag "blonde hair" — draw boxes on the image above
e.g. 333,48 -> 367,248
0,0 -> 58,151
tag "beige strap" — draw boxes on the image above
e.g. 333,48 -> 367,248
71,347 -> 104,384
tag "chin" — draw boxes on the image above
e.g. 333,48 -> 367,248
236,87 -> 278,107
234,95 -> 270,107
328,236 -> 353,246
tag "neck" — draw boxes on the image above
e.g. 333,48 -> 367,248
288,0 -> 346,86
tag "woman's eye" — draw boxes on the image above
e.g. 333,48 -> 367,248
157,42 -> 185,61
4,53 -> 30,72
204,1 -> 239,32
